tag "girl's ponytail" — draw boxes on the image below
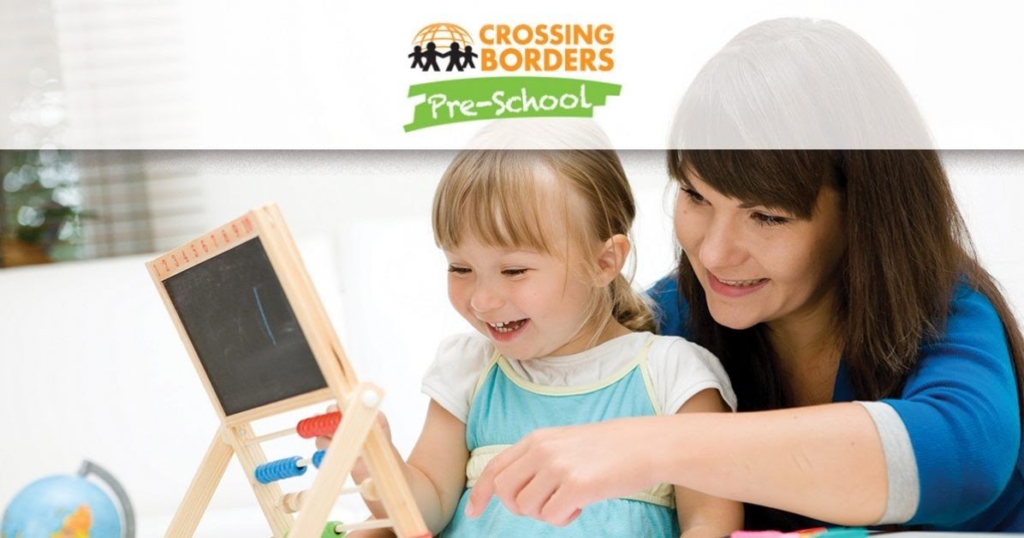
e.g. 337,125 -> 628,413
609,274 -> 657,334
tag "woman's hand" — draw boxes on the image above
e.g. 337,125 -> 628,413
470,403 -> 890,527
465,417 -> 660,526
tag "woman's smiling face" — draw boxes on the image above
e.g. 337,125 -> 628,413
674,172 -> 847,333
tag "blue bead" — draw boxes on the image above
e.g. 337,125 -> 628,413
312,450 -> 327,468
255,456 -> 306,484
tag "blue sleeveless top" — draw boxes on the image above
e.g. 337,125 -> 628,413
441,339 -> 680,537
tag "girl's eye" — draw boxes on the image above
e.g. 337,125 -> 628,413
752,212 -> 790,227
502,268 -> 528,276
681,187 -> 706,204
448,265 -> 471,274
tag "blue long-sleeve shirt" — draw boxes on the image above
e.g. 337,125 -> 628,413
649,276 -> 1023,531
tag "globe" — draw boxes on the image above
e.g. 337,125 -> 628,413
413,22 -> 474,51
2,462 -> 131,538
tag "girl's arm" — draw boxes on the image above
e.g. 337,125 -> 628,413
466,403 -> 887,526
673,389 -> 743,538
356,400 -> 469,535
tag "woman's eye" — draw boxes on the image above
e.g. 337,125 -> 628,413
681,187 -> 706,204
448,265 -> 471,274
502,268 -> 528,276
752,212 -> 789,226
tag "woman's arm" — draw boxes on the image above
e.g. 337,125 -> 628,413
466,402 -> 887,526
466,286 -> 1020,529
664,403 -> 886,525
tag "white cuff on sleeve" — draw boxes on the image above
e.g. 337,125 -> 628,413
856,400 -> 920,525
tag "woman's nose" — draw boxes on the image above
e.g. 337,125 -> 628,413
698,217 -> 748,271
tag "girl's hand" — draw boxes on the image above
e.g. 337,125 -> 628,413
314,408 -> 392,447
465,418 -> 659,527
315,409 -> 392,485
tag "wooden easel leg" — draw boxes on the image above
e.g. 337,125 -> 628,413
230,423 -> 294,537
290,383 -> 388,538
164,427 -> 234,538
362,424 -> 431,537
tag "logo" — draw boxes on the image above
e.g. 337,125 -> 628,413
404,22 -> 622,132
409,23 -> 478,72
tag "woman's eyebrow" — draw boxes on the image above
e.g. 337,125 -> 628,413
681,175 -> 782,212
684,182 -> 778,212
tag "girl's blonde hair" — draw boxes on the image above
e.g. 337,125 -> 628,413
432,150 -> 656,335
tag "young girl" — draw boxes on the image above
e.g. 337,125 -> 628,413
343,149 -> 742,537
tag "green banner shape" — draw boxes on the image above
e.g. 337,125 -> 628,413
404,77 -> 621,132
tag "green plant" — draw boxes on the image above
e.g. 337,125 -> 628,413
1,150 -> 90,264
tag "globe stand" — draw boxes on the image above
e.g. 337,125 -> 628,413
79,460 -> 135,538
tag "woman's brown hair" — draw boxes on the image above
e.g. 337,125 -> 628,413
668,150 -> 1024,409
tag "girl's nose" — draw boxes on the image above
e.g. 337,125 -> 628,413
470,283 -> 504,313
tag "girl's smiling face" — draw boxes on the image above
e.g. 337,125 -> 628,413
444,231 -> 599,361
674,172 -> 846,334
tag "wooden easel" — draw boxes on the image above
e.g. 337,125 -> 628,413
147,204 -> 429,538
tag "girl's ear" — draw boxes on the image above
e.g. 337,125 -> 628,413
596,234 -> 630,287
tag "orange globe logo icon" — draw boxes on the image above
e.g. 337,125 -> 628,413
413,22 -> 474,50
409,22 -> 478,72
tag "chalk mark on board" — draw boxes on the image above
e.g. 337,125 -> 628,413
253,286 -> 277,346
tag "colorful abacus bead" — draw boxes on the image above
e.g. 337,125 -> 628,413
296,411 -> 342,439
322,521 -> 346,538
311,449 -> 327,468
254,456 -> 306,484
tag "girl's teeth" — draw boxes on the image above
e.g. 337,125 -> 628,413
490,320 -> 526,333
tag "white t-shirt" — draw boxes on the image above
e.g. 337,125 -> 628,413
422,331 -> 737,423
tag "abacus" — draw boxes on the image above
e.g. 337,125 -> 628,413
147,204 -> 429,538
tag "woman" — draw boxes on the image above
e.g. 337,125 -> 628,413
465,19 -> 1024,531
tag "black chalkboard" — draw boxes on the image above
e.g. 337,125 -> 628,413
164,237 -> 327,416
